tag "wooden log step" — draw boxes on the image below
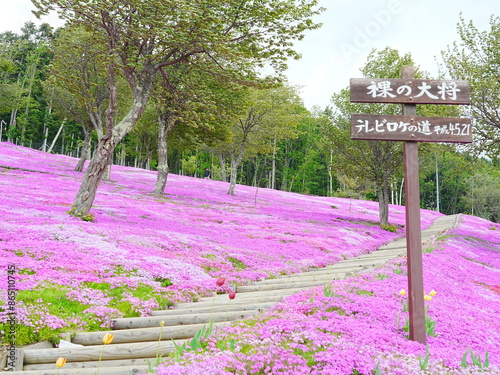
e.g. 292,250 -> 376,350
23,357 -> 154,371
170,288 -> 303,309
195,287 -> 307,303
23,340 -> 184,364
131,302 -> 273,321
356,249 -> 405,257
250,271 -> 345,285
329,257 -> 390,266
10,365 -> 147,374
236,278 -> 334,292
108,308 -> 257,338
312,264 -> 366,273
161,295 -> 285,313
251,272 -> 346,285
73,321 -> 231,345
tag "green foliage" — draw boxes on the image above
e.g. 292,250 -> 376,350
402,315 -> 437,339
1,281 -> 172,346
393,268 -> 403,275
461,348 -> 490,369
181,155 -> 198,176
442,15 -> 500,160
323,284 -> 340,298
227,256 -> 247,270
172,321 -> 215,361
68,207 -> 95,222
327,47 -> 418,226
154,277 -> 173,288
381,224 -> 398,233
418,345 -> 430,371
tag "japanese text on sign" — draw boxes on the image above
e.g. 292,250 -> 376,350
350,78 -> 471,105
367,81 -> 460,101
350,114 -> 472,143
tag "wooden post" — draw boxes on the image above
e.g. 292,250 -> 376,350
402,66 -> 426,344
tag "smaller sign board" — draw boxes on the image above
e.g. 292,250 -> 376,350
350,78 -> 470,105
351,114 -> 472,143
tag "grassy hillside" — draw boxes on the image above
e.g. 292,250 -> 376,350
0,143 -> 498,374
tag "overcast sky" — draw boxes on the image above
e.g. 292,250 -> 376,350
1,0 -> 498,109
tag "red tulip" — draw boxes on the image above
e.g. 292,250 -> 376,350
216,277 -> 226,287
229,291 -> 236,300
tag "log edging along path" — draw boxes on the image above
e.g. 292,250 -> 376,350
4,215 -> 460,374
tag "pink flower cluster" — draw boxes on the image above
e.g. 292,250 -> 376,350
0,142 -> 440,334
3,142 -> 496,374
150,215 -> 500,374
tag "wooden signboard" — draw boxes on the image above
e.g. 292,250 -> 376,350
350,67 -> 471,345
351,114 -> 472,143
350,78 -> 470,105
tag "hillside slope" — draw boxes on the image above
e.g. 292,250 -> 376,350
1,143 -> 499,374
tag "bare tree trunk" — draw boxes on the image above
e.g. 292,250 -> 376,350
75,129 -> 91,172
154,112 -> 176,196
228,155 -> 239,195
228,148 -> 245,195
218,152 -> 227,182
271,136 -> 276,189
378,173 -> 390,227
71,135 -> 117,216
327,149 -> 334,197
70,62 -> 155,216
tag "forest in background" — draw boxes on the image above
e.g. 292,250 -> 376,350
0,13 -> 499,223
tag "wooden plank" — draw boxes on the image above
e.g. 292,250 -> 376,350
73,321 -> 229,345
14,348 -> 24,371
165,295 -> 285,311
107,310 -> 256,334
350,78 -> 470,104
23,340 -> 181,364
130,302 -> 273,319
351,114 -> 472,143
23,357 -> 154,371
236,278 -> 333,293
10,365 -> 147,375
252,272 -> 345,285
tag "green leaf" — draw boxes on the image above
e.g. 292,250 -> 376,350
461,348 -> 470,368
484,351 -> 490,368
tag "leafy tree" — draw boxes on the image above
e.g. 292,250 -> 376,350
463,166 -> 500,222
419,145 -> 474,214
327,47 -> 467,227
33,0 -> 324,216
217,84 -> 304,195
442,15 -> 500,163
1,22 -> 55,147
152,59 -> 238,195
327,48 -> 418,226
46,25 -> 112,171
0,54 -> 19,117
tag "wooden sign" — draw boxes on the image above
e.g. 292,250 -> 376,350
351,114 -> 472,143
349,67 -> 472,345
350,78 -> 470,105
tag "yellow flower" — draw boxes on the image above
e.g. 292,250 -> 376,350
399,289 -> 406,296
424,294 -> 432,301
160,320 -> 165,327
56,357 -> 66,368
102,333 -> 114,345
429,290 -> 437,297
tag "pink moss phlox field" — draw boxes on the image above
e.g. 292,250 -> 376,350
0,142 -> 440,334
149,215 -> 500,375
